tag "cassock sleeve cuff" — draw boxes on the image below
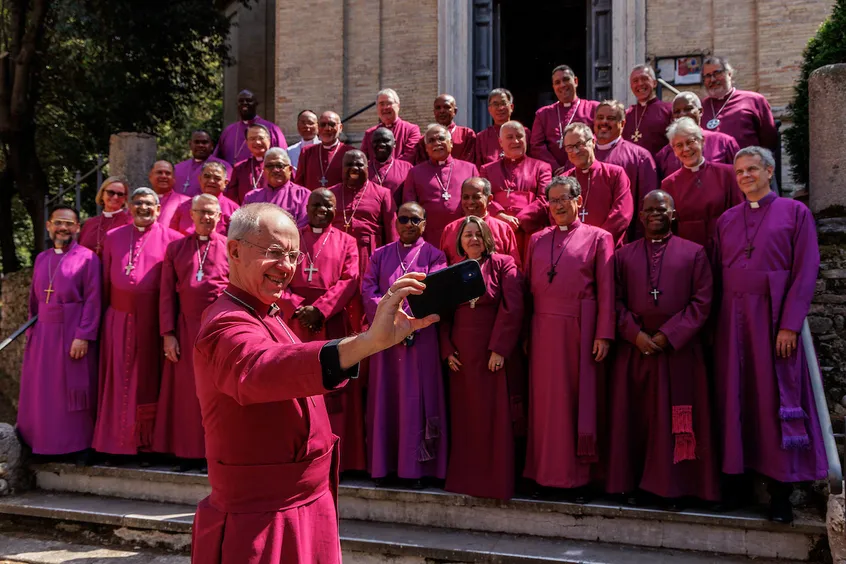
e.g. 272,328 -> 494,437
320,339 -> 359,389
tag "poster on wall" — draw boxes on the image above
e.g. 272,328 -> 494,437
655,55 -> 703,85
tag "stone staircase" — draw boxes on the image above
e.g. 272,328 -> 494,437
0,462 -> 830,563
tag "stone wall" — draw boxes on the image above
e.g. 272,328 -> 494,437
0,268 -> 32,424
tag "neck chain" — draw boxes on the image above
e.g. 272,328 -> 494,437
195,237 -> 212,281
342,182 -> 369,232
630,100 -> 651,143
44,247 -> 71,304
396,241 -> 423,275
318,142 -> 341,187
95,210 -> 122,254
434,161 -> 454,201
547,226 -> 576,283
223,289 -> 295,344
644,237 -> 669,305
373,157 -> 394,186
556,98 -> 581,149
125,227 -> 152,276
250,159 -> 265,191
706,88 -> 736,130
741,198 -> 775,259
302,227 -> 333,282
499,158 -> 522,197
577,169 -> 593,223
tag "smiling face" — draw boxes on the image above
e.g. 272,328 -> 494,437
548,183 -> 582,227
377,94 -> 400,126
264,152 -> 292,188
460,221 -> 485,260
424,126 -> 453,162
343,151 -> 368,188
237,90 -> 258,121
191,198 -> 221,236
318,112 -> 342,145
734,154 -> 773,201
564,129 -> 595,170
200,165 -> 228,196
487,93 -> 513,126
499,125 -> 526,159
396,203 -> 426,245
460,179 -> 491,217
149,161 -> 175,195
307,189 -> 336,229
672,97 -> 702,124
433,95 -> 457,127
670,133 -> 703,168
639,192 -> 675,239
247,125 -> 271,159
553,69 -> 578,104
629,69 -> 657,103
594,105 -> 624,144
47,208 -> 79,248
703,63 -> 733,98
130,193 -> 161,228
371,128 -> 395,163
102,182 -> 128,213
190,132 -> 214,160
297,111 -> 319,141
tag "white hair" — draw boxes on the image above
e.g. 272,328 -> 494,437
201,161 -> 228,175
228,203 -> 294,242
131,187 -> 159,205
499,120 -> 525,137
630,64 -> 656,81
265,147 -> 291,165
192,193 -> 221,209
703,56 -> 735,77
563,122 -> 594,141
666,117 -> 703,142
672,91 -> 702,110
425,123 -> 452,142
377,88 -> 400,105
735,146 -> 776,169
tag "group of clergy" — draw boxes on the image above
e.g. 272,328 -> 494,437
17,55 -> 825,524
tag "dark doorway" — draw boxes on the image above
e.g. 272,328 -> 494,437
497,0 -> 588,128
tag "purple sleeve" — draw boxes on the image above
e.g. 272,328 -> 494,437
28,256 -> 39,318
382,191 -> 398,244
401,169 -> 416,204
159,244 -> 178,336
614,251 -> 642,345
75,253 -> 103,341
659,247 -> 713,350
601,170 -> 634,245
361,249 -> 383,324
779,205 -> 819,332
516,199 -> 551,235
595,231 -> 616,340
398,124 -> 422,162
489,257 -> 525,357
270,123 -> 288,150
529,111 -> 561,169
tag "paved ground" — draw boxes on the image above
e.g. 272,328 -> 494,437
0,533 -> 189,564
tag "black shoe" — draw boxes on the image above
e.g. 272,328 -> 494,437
410,478 -> 426,490
660,497 -> 688,512
74,449 -> 93,467
768,481 -> 794,524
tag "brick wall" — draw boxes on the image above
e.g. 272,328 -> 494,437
646,0 -> 834,111
274,0 -> 438,143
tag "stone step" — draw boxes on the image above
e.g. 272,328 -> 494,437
0,492 -> 806,564
29,462 -> 828,561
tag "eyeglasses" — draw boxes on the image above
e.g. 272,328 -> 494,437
548,197 -> 577,206
50,219 -> 78,228
264,163 -> 289,170
104,189 -> 127,198
702,69 -> 725,81
563,141 -> 591,153
191,209 -> 220,217
238,239 -> 305,264
202,173 -> 226,180
398,216 -> 424,225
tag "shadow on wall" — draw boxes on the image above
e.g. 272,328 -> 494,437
0,268 -> 32,424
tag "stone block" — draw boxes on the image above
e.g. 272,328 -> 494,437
809,316 -> 835,334
822,269 -> 846,280
0,422 -> 29,494
108,133 -> 157,191
0,268 -> 32,421
810,64 -> 846,214
829,492 -> 846,564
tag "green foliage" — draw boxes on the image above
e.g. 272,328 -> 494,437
784,0 -> 846,188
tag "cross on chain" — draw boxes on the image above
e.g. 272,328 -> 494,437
579,208 -> 589,222
631,129 -> 642,143
744,244 -> 755,258
650,287 -> 662,305
319,177 -> 328,187
442,191 -> 451,201
44,284 -> 55,304
304,263 -> 318,282
124,263 -> 135,276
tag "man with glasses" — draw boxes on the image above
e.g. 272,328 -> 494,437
700,56 -> 778,151
295,111 -> 355,190
190,203 -> 438,563
93,188 -> 182,462
149,160 -> 190,229
244,148 -> 309,228
18,206 -> 101,464
214,89 -> 287,166
153,194 -> 228,472
622,65 -> 673,156
170,161 -> 240,236
403,124 -> 479,246
173,130 -> 232,197
227,123 -> 275,206
411,94 -> 476,164
475,88 -> 531,167
360,88 -> 421,163
362,202 -> 448,490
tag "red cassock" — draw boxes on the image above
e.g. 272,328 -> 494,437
227,157 -> 267,206
402,156 -> 480,246
368,156 -> 414,206
523,221 -> 614,488
153,232 -> 228,459
277,226 -> 366,472
439,254 -> 524,499
169,195 -> 239,237
295,142 -> 356,191
191,285 -> 345,564
475,124 -> 532,168
157,191 -> 191,230
361,117 -> 422,163
607,235 -> 720,501
93,222 -> 183,455
410,124 -> 477,165
594,138 -> 658,240
655,130 -> 740,180
622,99 -> 674,156
529,98 -> 600,171
660,161 -> 743,256
700,88 -> 778,151
79,210 -> 132,258
439,214 -> 521,269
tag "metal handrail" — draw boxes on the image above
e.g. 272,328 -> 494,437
657,78 -> 681,96
341,102 -> 376,124
803,318 -> 844,494
0,316 -> 37,352
43,155 -> 107,243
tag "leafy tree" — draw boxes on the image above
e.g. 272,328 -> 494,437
784,0 -> 846,189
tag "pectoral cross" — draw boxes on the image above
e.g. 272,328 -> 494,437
304,263 -> 318,282
182,177 -> 191,193
558,137 -> 564,149
196,269 -> 204,282
441,191 -> 451,201
547,267 -> 557,284
650,287 -> 662,305
319,176 -> 328,187
44,284 -> 55,304
579,208 -> 589,222
124,263 -> 135,276
744,244 -> 754,258
504,186 -> 513,197
631,129 -> 642,143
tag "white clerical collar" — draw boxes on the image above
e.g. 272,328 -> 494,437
254,156 -> 263,162
311,227 -> 324,234
561,102 -> 572,108
403,243 -> 413,248
198,235 -> 209,241
438,160 -> 447,166
322,140 -> 340,149
749,201 -> 761,209
193,158 -> 203,163
447,123 -> 457,133
103,210 -> 118,218
136,226 -> 146,232
685,158 -> 706,172
558,225 -> 569,231
53,247 -> 64,254
595,137 -> 621,150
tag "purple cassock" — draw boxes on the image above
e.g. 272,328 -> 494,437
18,243 -> 101,455
173,156 -> 233,198
700,88 -> 778,151
475,124 -> 532,168
439,214 -> 521,269
607,235 -> 720,501
362,238 -> 448,479
157,190 -> 191,230
79,210 -> 132,258
369,156 -> 414,206
402,156 -> 480,246
530,98 -> 600,171
227,157 -> 267,206
523,221 -> 615,488
169,195 -> 239,237
439,254 -> 524,499
294,142 -> 356,191
655,130 -> 740,180
277,226 -> 365,472
153,232 -> 228,459
92,222 -> 183,455
243,180 -> 310,229
660,161 -> 743,256
713,192 -> 827,482
361,118 -> 422,163
594,138 -> 658,240
622,99 -> 674,155
213,117 -> 287,166
411,124 -> 476,165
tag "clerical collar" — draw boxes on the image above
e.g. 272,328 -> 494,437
403,243 -> 414,247
558,225 -> 569,231
102,210 -> 119,218
322,139 -> 340,150
685,158 -> 706,172
447,123 -> 457,133
223,284 -> 275,319
254,156 -> 264,162
649,233 -> 672,243
438,160 -> 448,166
311,227 -> 324,234
53,247 -> 64,254
595,137 -> 621,151
135,226 -> 147,232
193,158 -> 203,163
748,191 -> 776,208
198,235 -> 209,241
561,101 -> 572,108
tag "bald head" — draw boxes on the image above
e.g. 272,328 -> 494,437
434,94 -> 458,127
398,201 -> 425,217
318,111 -> 343,145
237,89 -> 258,120
307,188 -> 336,228
342,149 -> 368,187
640,190 -> 675,238
372,127 -> 396,162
